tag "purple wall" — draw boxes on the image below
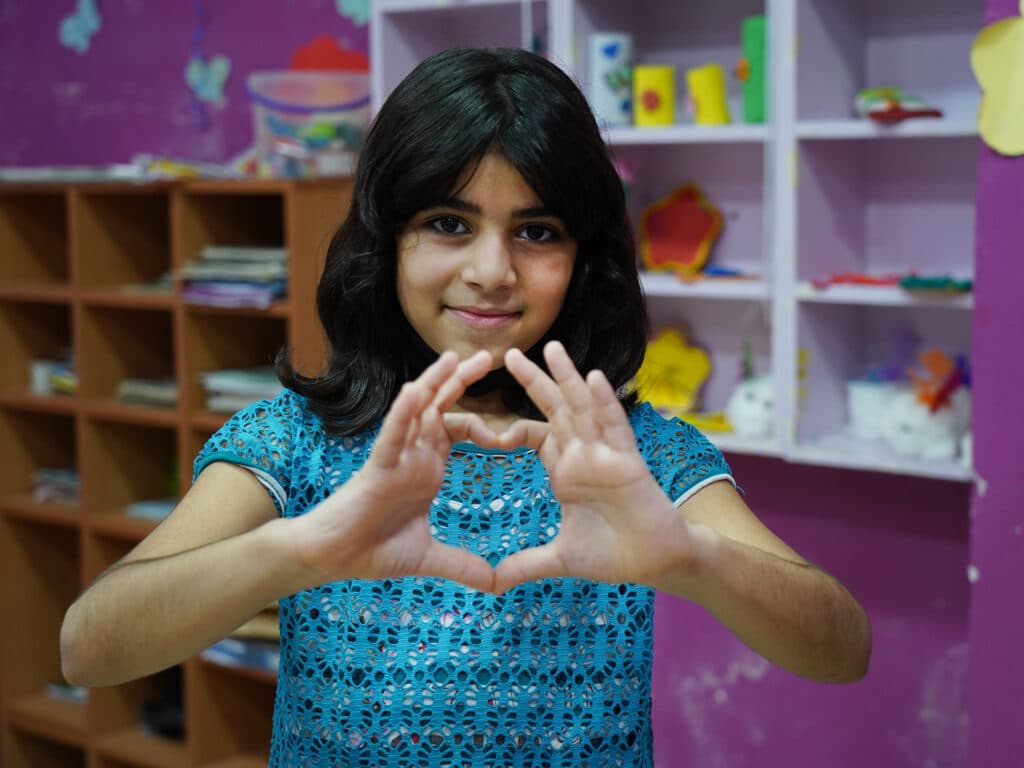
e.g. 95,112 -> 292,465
652,457 -> 972,767
0,1 -> 368,166
2,2 -> 1021,767
966,2 -> 1024,767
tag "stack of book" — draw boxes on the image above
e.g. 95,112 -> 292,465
199,366 -> 283,413
116,377 -> 178,407
179,245 -> 288,309
201,603 -> 280,676
32,468 -> 80,504
125,497 -> 178,521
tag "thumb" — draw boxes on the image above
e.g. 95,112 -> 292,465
493,544 -> 566,594
418,541 -> 497,594
498,419 -> 550,452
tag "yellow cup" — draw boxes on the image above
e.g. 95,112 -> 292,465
685,63 -> 731,125
632,65 -> 675,127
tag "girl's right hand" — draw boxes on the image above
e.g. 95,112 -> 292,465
292,350 -> 499,593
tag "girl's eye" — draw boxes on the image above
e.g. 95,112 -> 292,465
428,216 -> 467,235
519,223 -> 557,242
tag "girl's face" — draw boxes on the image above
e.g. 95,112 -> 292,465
397,153 -> 577,368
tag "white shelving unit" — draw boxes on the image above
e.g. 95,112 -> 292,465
370,0 -> 982,481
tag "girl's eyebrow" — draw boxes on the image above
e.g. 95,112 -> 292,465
431,197 -> 557,220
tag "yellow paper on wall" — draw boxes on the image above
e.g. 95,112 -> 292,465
971,0 -> 1024,156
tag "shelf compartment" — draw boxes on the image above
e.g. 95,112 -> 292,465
77,305 -> 175,403
645,297 -> 774,440
73,188 -> 171,289
0,494 -> 79,527
181,300 -> 289,318
797,282 -> 973,310
6,691 -> 87,747
0,299 -> 73,396
373,1 -> 546,106
796,0 -> 983,123
80,398 -> 180,428
0,408 -> 76,498
571,0 -> 766,131
89,666 -> 186,757
0,391 -> 77,414
0,517 -> 80,707
88,513 -> 161,543
0,189 -> 70,287
79,287 -> 176,310
174,191 -> 284,267
79,419 -> 177,520
795,118 -> 978,140
94,726 -> 188,768
641,271 -> 769,301
795,302 -> 972,479
796,136 -> 976,283
789,428 -> 971,482
181,311 -> 285,413
615,141 -> 767,277
188,659 -> 274,766
2,727 -> 85,768
709,433 -> 781,458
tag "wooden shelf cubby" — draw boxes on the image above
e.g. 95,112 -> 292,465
0,177 -> 352,767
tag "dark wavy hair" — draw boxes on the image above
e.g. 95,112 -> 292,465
277,47 -> 649,435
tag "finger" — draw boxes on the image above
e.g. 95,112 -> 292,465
378,352 -> 458,461
504,347 -> 564,421
443,412 -> 500,448
418,542 -> 496,594
417,400 -> 447,452
497,418 -> 551,452
493,544 -> 566,593
587,369 -> 636,451
433,350 -> 493,412
371,383 -> 421,467
415,350 -> 460,395
543,341 -> 598,442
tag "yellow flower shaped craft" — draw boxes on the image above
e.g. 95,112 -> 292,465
635,329 -> 710,414
972,0 -> 1024,156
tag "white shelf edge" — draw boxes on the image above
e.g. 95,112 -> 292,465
795,118 -> 979,141
709,434 -> 781,458
605,124 -> 768,146
376,0 -> 534,13
796,282 -> 973,309
790,431 -> 973,482
640,272 -> 769,301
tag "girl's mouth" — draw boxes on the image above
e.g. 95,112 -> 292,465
447,306 -> 521,328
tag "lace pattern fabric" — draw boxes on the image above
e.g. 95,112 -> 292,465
194,392 -> 733,766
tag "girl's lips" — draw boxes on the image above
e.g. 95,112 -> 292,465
447,307 -> 520,329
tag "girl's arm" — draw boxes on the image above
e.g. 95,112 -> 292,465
60,463 -> 310,686
654,480 -> 871,683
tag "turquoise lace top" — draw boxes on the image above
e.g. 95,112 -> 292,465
194,390 -> 733,767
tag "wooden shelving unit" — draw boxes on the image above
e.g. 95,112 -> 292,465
0,177 -> 352,766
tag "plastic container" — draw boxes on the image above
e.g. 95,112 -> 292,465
246,71 -> 370,178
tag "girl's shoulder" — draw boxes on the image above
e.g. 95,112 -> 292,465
628,400 -> 733,484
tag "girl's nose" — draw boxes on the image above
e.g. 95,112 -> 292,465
461,234 -> 516,290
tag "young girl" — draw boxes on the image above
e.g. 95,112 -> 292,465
61,47 -> 870,766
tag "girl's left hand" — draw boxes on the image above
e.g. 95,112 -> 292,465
493,342 -> 705,593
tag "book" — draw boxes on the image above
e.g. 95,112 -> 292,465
198,245 -> 288,263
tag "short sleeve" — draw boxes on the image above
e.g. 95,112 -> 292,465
192,390 -> 304,515
631,402 -> 736,506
